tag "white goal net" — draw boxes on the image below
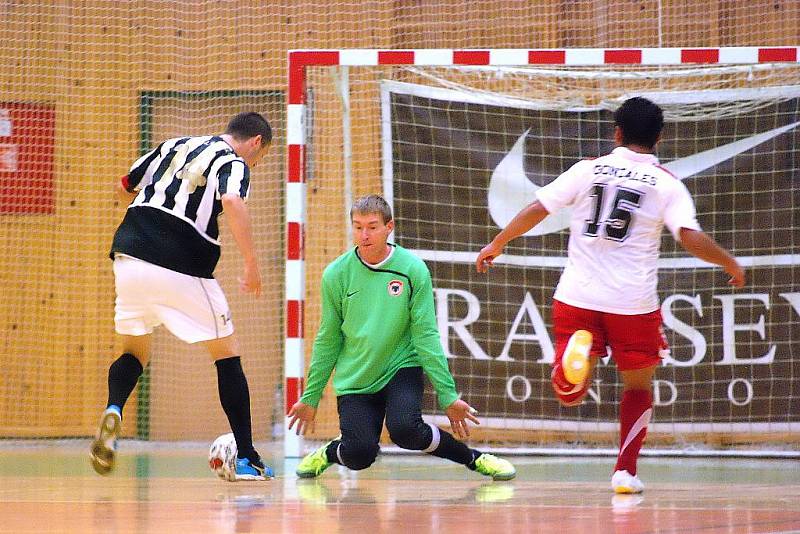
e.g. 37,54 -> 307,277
291,49 -> 800,455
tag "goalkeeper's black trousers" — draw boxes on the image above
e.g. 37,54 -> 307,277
325,366 -> 478,470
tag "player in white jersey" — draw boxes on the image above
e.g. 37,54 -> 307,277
90,112 -> 274,481
476,97 -> 745,493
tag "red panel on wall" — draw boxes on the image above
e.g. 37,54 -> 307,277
0,103 -> 56,214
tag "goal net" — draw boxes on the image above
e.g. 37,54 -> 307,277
290,49 -> 800,456
0,2 -> 286,445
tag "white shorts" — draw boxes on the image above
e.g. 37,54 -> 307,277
113,255 -> 234,343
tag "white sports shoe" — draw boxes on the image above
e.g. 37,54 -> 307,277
611,469 -> 644,494
90,406 -> 122,475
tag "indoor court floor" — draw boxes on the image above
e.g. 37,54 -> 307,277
0,442 -> 798,533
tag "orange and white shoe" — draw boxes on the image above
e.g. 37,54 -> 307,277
563,330 -> 592,385
552,330 -> 593,407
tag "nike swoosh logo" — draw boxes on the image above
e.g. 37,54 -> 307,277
487,121 -> 800,236
346,290 -> 360,298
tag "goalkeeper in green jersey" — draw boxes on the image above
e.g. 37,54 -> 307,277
288,195 -> 515,480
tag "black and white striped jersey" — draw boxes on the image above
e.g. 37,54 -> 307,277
110,135 -> 250,278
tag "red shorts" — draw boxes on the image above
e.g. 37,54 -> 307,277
552,300 -> 667,371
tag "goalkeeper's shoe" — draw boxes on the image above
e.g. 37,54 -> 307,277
234,457 -> 274,481
473,453 -> 516,481
611,470 -> 645,494
90,405 -> 122,475
296,438 -> 338,478
552,329 -> 593,407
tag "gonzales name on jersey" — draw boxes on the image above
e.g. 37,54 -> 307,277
110,135 -> 250,278
536,146 -> 701,315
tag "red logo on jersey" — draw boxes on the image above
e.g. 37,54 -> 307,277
388,279 -> 404,296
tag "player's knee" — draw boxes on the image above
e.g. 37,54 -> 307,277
339,440 -> 379,470
386,420 -> 428,450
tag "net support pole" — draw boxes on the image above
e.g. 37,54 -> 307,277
336,66 -> 354,246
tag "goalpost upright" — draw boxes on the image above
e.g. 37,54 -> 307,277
284,47 -> 800,458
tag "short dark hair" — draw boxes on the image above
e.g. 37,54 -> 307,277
614,97 -> 663,149
350,195 -> 392,224
225,112 -> 272,146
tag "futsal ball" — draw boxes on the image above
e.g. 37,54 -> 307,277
208,432 -> 238,481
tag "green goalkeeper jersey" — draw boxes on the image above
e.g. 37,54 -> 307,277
299,244 -> 459,410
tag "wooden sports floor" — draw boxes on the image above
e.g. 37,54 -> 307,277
1,443 -> 798,533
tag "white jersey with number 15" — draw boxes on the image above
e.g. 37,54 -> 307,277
536,146 -> 701,315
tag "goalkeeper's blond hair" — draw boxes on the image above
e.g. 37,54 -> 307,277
350,194 -> 392,224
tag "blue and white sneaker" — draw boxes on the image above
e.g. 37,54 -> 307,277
234,457 -> 274,481
90,406 -> 122,475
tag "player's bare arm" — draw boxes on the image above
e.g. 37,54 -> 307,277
287,401 -> 317,436
221,193 -> 262,297
678,227 -> 746,288
476,200 -> 550,273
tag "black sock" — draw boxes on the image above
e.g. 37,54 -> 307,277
215,356 -> 258,463
325,438 -> 341,464
107,353 -> 144,412
427,428 -> 478,466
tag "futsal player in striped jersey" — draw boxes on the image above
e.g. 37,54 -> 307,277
476,97 -> 746,493
288,195 -> 516,481
90,112 -> 274,481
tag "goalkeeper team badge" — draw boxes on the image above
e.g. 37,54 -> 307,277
388,279 -> 404,296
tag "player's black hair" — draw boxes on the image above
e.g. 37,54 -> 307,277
225,112 -> 272,146
614,97 -> 664,149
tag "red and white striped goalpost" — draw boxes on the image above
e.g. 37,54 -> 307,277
283,47 -> 800,457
